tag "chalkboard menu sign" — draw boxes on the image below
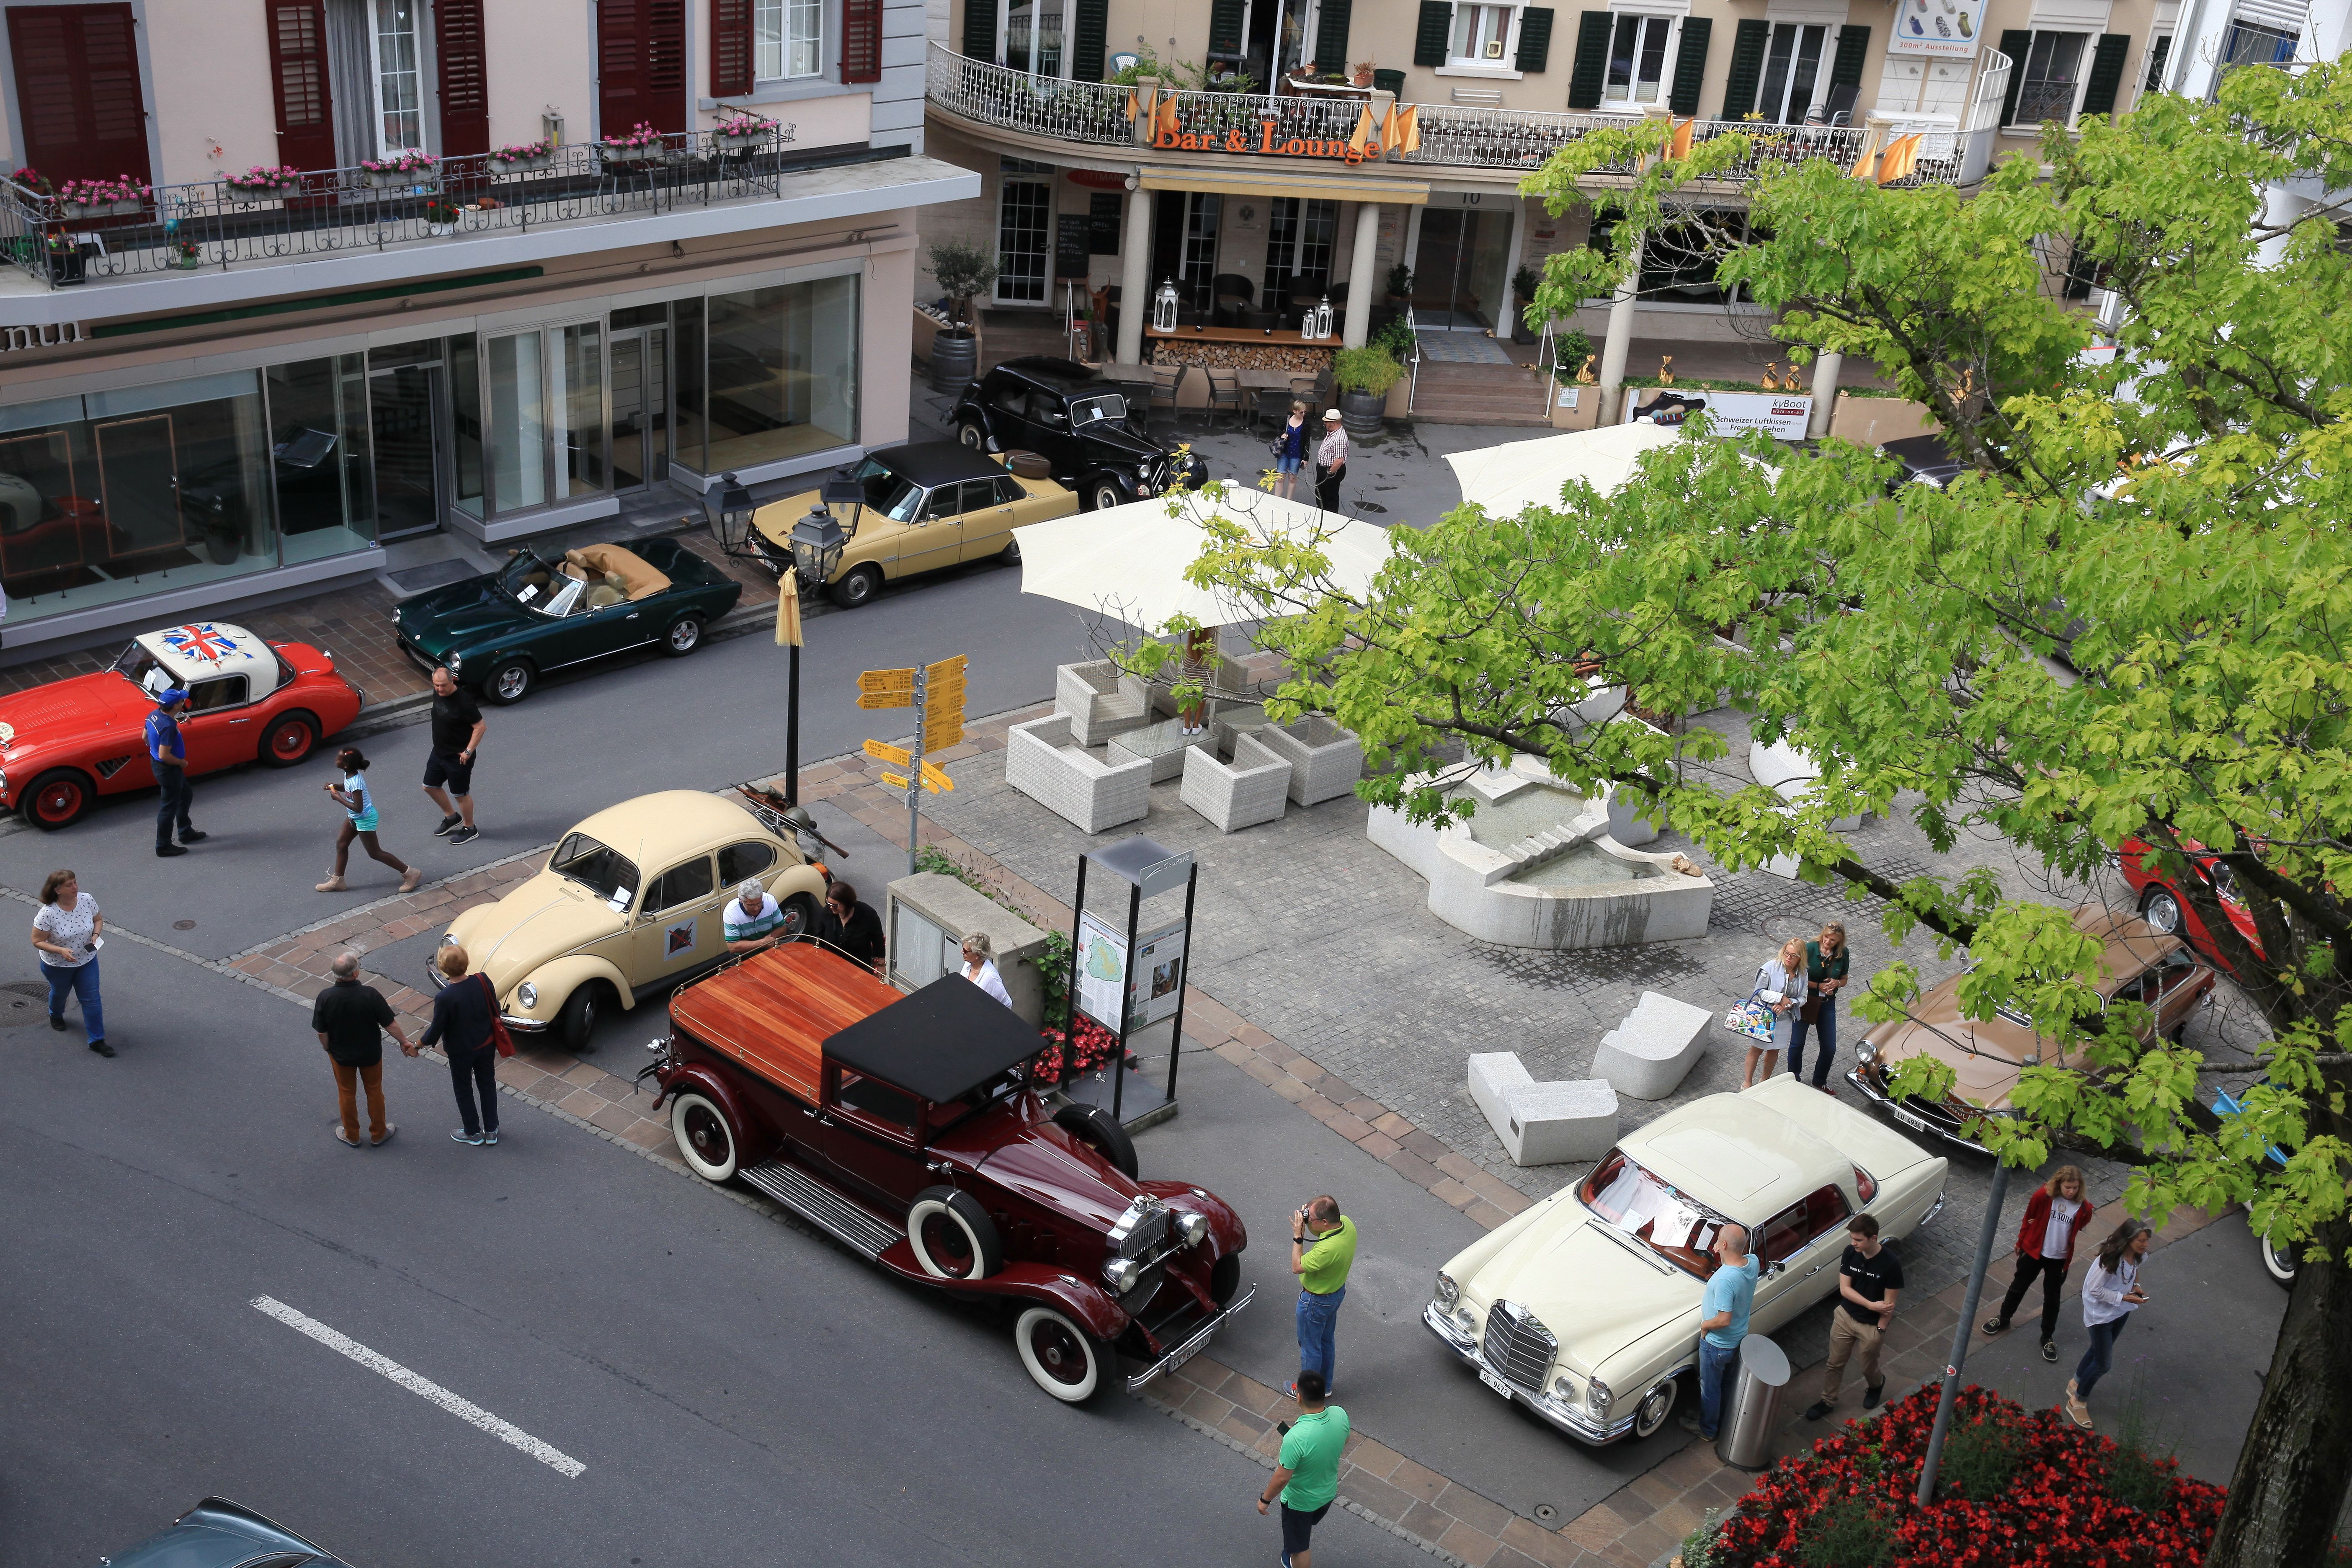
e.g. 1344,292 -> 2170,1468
1055,214 -> 1091,280
1088,192 -> 1123,253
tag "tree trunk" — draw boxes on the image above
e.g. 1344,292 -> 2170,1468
2208,1218 -> 2352,1568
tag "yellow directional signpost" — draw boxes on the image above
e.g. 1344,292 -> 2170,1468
858,655 -> 969,875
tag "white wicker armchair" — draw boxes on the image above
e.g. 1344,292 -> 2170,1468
1256,715 -> 1364,806
1054,660 -> 1150,749
1179,732 -> 1292,832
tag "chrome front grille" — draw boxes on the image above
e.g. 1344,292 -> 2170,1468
1480,1300 -> 1557,1390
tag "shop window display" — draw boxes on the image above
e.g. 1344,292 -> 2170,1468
699,275 -> 859,475
265,355 -> 380,567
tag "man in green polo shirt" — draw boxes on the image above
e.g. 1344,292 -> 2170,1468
1257,1369 -> 1348,1568
1291,1194 -> 1356,1400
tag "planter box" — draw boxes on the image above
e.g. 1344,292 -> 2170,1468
712,131 -> 768,152
58,200 -> 137,218
489,155 -> 553,174
1384,377 -> 1411,419
364,168 -> 438,189
225,185 -> 297,203
599,144 -> 666,165
883,872 -> 1052,1028
45,247 -> 86,286
1547,382 -> 1606,431
1829,392 -> 1939,446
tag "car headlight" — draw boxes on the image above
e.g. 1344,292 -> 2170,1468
439,932 -> 458,948
1551,1374 -> 1575,1401
1434,1270 -> 1460,1308
1174,1211 -> 1210,1247
1855,1040 -> 1878,1063
1587,1377 -> 1614,1418
444,652 -> 462,673
1104,1256 -> 1142,1294
516,981 -> 538,1010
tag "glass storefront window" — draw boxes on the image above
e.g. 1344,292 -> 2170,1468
0,372 -> 295,625
447,333 -> 484,520
698,274 -> 859,476
673,297 -> 707,477
266,355 -> 379,566
487,331 -> 546,515
554,322 -> 606,499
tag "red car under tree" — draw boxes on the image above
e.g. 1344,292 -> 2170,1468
645,943 -> 1254,1403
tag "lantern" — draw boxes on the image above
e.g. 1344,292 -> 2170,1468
1310,295 -> 1334,340
788,475 -> 861,583
1153,278 -> 1181,332
703,470 -> 756,554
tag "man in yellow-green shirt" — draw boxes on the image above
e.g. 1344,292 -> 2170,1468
1289,1194 -> 1356,1400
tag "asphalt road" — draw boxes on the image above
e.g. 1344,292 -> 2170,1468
0,936 -> 1436,1568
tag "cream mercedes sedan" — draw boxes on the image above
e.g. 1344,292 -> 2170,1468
436,790 -> 830,1050
1424,1076 -> 1948,1444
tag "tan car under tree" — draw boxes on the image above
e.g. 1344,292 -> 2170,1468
1849,905 -> 2217,1150
436,790 -> 828,1050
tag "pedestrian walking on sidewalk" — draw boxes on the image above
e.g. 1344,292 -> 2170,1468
1312,410 -> 1348,514
1786,922 -> 1850,1091
2066,1217 -> 2152,1430
145,687 -> 205,857
1257,1369 -> 1348,1568
1803,1214 -> 1903,1421
422,667 -> 485,846
1741,936 -> 1810,1089
318,748 -> 424,894
1288,1195 -> 1356,1399
1982,1165 -> 2090,1362
31,868 -> 110,1057
1682,1223 -> 1756,1440
313,952 -> 417,1147
422,944 -> 501,1146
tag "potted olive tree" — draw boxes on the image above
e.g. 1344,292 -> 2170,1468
927,239 -> 998,394
1332,346 -> 1404,434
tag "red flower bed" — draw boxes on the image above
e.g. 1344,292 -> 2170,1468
1031,1016 -> 1120,1085
1705,1384 -> 2224,1568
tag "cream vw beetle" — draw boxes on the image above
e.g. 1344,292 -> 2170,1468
435,791 -> 829,1050
1425,1076 -> 1948,1444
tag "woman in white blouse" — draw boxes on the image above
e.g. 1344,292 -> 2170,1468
1741,936 -> 1810,1090
2066,1217 -> 2153,1430
959,931 -> 1013,1008
31,867 -> 109,1057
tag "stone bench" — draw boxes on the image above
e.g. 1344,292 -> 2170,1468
1467,1052 -> 1620,1166
1592,990 -> 1714,1100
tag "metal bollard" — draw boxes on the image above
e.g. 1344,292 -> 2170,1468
1716,1332 -> 1792,1470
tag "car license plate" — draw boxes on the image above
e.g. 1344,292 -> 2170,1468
1163,1338 -> 1204,1377
1892,1105 -> 1929,1133
1478,1367 -> 1514,1400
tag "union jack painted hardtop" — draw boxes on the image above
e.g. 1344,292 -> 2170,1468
132,622 -> 284,696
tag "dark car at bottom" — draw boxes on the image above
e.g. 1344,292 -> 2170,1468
99,1497 -> 352,1568
951,357 -> 1209,512
646,942 -> 1252,1402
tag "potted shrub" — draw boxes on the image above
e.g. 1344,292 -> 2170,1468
44,232 -> 85,287
58,175 -> 147,217
599,121 -> 668,165
1511,263 -> 1544,345
361,149 -> 436,189
166,237 -> 201,270
423,197 -> 461,235
711,112 -> 773,152
926,238 -> 998,393
1385,262 -> 1414,307
1351,60 -> 1376,86
1332,346 -> 1404,434
489,139 -> 554,175
225,164 -> 302,201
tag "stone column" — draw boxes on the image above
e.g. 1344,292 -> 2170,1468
1344,201 -> 1381,348
1807,351 -> 1843,438
1117,181 -> 1153,367
1598,106 -> 1674,419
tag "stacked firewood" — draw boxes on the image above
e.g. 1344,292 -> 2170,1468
1148,342 -> 1336,371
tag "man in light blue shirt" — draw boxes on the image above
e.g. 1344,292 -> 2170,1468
1682,1223 -> 1757,1441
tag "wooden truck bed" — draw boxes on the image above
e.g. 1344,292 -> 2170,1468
668,943 -> 901,1105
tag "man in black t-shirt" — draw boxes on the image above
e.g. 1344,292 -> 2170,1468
423,666 -> 487,845
1803,1213 -> 1904,1421
313,952 -> 416,1147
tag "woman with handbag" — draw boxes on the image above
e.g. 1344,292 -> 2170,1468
1741,936 -> 1810,1090
422,944 -> 504,1146
1786,922 -> 1850,1092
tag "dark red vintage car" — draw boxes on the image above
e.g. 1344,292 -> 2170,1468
646,943 -> 1253,1402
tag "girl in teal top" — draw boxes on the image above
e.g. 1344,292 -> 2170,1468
320,747 -> 423,895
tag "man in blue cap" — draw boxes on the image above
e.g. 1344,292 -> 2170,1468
145,688 -> 204,856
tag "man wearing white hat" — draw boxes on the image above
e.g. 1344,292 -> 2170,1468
1314,408 -> 1348,514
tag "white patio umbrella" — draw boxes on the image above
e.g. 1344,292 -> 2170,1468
1012,486 -> 1396,631
1442,423 -> 1685,518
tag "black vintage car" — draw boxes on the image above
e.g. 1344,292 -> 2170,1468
950,357 -> 1209,512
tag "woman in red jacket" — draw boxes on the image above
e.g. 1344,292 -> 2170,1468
1981,1166 -> 2090,1360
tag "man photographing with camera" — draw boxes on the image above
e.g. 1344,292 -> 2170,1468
1289,1194 -> 1356,1400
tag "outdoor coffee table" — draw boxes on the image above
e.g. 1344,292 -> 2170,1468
1105,717 -> 1220,783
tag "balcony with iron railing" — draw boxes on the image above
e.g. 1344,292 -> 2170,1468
0,125 -> 944,302
926,43 -> 2004,189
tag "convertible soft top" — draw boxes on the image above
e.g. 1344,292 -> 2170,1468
823,973 -> 1047,1104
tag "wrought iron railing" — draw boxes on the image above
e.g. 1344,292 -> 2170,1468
926,47 -> 1132,146
2,124 -> 820,291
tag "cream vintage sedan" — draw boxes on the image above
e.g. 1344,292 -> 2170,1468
1424,1075 -> 1947,1444
436,790 -> 829,1050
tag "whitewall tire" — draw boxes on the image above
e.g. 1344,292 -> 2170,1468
1014,1307 -> 1104,1402
671,1092 -> 739,1183
907,1186 -> 1003,1281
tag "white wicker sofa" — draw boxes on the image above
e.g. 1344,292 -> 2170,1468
1004,712 -> 1151,833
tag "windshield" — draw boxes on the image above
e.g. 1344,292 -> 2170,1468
549,832 -> 640,911
498,551 -> 562,609
1069,392 -> 1127,426
111,640 -> 172,696
850,456 -> 925,523
1579,1149 -> 1730,1281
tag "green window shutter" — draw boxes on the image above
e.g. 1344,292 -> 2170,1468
1666,16 -> 1710,114
2079,32 -> 2131,118
1515,7 -> 1555,71
1566,10 -> 1611,108
1070,0 -> 1106,78
2142,32 -> 2171,90
1208,0 -> 1245,59
1413,0 -> 1451,67
962,0 -> 996,62
1720,18 -> 1769,119
1828,23 -> 1868,87
1313,0 -> 1351,73
1997,29 -> 2032,123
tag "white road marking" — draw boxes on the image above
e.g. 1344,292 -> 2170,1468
251,1295 -> 585,1478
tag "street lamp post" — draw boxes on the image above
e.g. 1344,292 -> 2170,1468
779,492 -> 850,807
703,471 -> 757,559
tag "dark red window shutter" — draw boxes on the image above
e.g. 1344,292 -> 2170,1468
436,0 -> 490,155
6,4 -> 151,188
711,0 -> 753,95
598,0 -> 688,135
265,1 -> 336,171
841,0 -> 883,83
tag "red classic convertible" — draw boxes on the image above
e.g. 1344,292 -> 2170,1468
0,621 -> 363,829
2119,836 -> 2264,972
645,944 -> 1254,1403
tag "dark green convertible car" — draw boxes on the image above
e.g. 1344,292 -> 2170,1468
393,537 -> 741,704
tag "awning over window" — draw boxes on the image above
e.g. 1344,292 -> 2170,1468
1139,168 -> 1431,205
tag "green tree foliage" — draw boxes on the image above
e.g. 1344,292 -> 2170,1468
1176,62 -> 2352,1568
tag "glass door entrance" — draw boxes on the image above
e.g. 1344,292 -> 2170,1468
368,361 -> 446,539
609,327 -> 671,492
1411,207 -> 1515,330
